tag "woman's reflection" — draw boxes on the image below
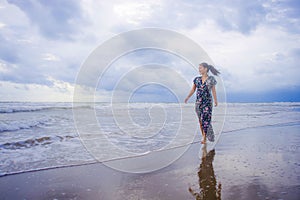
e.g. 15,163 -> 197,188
188,143 -> 222,200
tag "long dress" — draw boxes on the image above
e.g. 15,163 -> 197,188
193,75 -> 217,142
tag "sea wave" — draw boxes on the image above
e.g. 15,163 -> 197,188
0,135 -> 76,150
0,118 -> 53,132
0,102 -> 213,114
0,105 -> 93,114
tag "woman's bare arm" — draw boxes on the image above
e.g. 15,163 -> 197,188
212,85 -> 218,106
184,84 -> 196,103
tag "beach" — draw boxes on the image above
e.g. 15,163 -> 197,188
0,102 -> 299,199
0,121 -> 299,199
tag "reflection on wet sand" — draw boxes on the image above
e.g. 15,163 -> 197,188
189,143 -> 222,200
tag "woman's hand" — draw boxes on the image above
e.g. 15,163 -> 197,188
185,84 -> 196,104
214,101 -> 218,107
212,85 -> 218,107
184,97 -> 189,104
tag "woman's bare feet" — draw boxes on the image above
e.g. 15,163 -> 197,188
201,136 -> 206,144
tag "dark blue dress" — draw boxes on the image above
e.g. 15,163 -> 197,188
193,75 -> 217,142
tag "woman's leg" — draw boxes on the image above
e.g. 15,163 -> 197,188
200,119 -> 206,144
199,119 -> 206,143
195,103 -> 206,143
201,104 -> 213,142
195,103 -> 206,144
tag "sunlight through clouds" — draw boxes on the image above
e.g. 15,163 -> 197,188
113,1 -> 161,25
42,53 -> 60,61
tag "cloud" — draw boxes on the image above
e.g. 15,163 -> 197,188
0,1 -> 94,85
97,49 -> 197,90
263,0 -> 300,33
110,0 -> 300,35
180,19 -> 300,93
0,35 -> 21,63
113,1 -> 159,25
42,53 -> 60,61
0,62 -> 11,73
0,0 -> 299,102
7,0 -> 86,40
0,78 -> 74,102
0,22 -> 5,28
110,0 -> 267,34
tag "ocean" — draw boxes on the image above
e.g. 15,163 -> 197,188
0,102 -> 300,176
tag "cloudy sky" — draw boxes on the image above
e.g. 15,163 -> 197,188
0,0 -> 299,102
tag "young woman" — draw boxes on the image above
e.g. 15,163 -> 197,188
185,63 -> 220,144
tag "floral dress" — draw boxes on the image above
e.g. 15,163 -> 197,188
193,75 -> 217,142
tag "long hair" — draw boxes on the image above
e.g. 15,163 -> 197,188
200,62 -> 220,76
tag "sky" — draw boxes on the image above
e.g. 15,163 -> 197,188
0,0 -> 299,103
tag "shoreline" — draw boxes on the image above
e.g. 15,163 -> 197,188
2,119 -> 299,178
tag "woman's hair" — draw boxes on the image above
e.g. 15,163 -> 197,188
200,62 -> 220,76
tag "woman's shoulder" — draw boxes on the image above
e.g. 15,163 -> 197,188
193,76 -> 201,80
208,75 -> 217,85
209,75 -> 216,80
193,76 -> 201,84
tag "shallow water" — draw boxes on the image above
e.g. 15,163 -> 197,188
0,102 -> 299,176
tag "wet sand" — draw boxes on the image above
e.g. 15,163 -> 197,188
0,122 -> 299,200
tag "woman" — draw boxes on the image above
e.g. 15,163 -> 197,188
185,63 -> 220,144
